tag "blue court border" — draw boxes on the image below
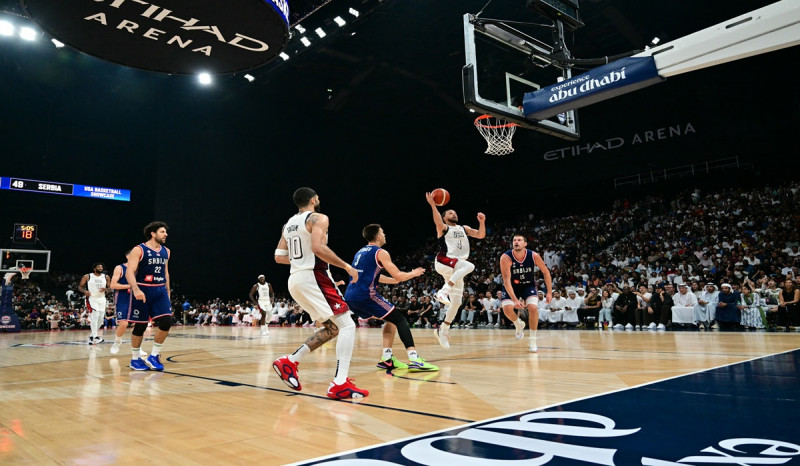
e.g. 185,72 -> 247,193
293,349 -> 800,465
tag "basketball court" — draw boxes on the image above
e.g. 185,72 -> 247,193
1,326 -> 798,464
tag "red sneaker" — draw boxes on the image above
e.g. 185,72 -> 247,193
272,355 -> 301,391
326,378 -> 369,399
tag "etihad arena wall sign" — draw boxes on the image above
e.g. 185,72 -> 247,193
20,0 -> 291,74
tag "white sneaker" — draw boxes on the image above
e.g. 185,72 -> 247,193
434,289 -> 451,307
513,319 -> 525,340
625,323 -> 633,330
528,338 -> 538,353
261,326 -> 269,336
648,322 -> 656,329
494,322 -> 500,328
656,323 -> 666,331
434,328 -> 450,349
94,337 -> 104,344
110,340 -> 121,354
613,324 -> 623,330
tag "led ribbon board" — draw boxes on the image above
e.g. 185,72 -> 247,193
1,176 -> 131,202
20,0 -> 290,74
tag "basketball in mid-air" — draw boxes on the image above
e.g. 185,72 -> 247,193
431,188 -> 450,207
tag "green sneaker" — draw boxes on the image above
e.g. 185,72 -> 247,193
377,356 -> 408,371
408,357 -> 439,372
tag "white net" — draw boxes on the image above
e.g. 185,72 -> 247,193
19,267 -> 32,280
474,115 -> 519,156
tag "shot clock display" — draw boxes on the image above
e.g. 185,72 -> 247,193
13,224 -> 38,244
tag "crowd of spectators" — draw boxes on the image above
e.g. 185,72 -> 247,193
5,182 -> 799,333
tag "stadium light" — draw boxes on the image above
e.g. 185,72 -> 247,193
0,20 -> 13,37
279,52 -> 290,61
19,26 -> 37,41
349,8 -> 360,17
244,74 -> 255,82
51,38 -> 65,48
197,72 -> 212,85
295,24 -> 306,34
334,16 -> 346,27
315,27 -> 326,38
300,36 -> 311,47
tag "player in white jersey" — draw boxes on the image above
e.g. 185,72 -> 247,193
249,275 -> 274,335
426,192 -> 486,349
78,263 -> 111,345
272,187 -> 368,399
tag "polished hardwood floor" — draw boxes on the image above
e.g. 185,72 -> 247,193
1,324 -> 798,465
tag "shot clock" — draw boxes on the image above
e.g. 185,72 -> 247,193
13,224 -> 38,245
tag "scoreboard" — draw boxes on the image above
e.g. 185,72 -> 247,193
13,224 -> 38,245
0,176 -> 131,202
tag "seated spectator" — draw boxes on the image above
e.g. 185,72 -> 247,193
716,283 -> 741,330
738,282 -> 764,329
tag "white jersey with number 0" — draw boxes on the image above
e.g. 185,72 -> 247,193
441,225 -> 470,260
284,212 -> 317,274
257,282 -> 271,305
87,273 -> 107,298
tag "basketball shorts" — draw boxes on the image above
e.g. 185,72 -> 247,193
129,285 -> 172,323
258,300 -> 273,313
288,268 -> 349,322
115,291 -> 133,321
500,284 -> 539,307
86,296 -> 107,314
346,294 -> 394,320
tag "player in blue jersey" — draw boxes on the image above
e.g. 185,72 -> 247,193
344,224 -> 437,372
109,249 -> 147,358
125,221 -> 173,371
499,234 -> 552,353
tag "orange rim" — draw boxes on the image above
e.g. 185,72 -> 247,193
474,114 -> 519,129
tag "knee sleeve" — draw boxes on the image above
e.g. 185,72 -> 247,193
154,316 -> 172,332
384,310 -> 416,349
132,322 -> 148,336
331,313 -> 355,360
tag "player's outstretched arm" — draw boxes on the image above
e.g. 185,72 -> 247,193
275,234 -> 290,265
533,252 -> 552,303
465,213 -> 486,239
109,265 -> 130,290
376,249 -> 424,283
308,213 -> 358,283
425,192 -> 446,236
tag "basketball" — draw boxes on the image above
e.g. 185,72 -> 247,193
431,188 -> 450,207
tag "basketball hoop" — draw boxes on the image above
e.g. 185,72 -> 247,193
19,267 -> 32,280
474,115 -> 519,156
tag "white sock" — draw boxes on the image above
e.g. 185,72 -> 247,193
408,350 -> 418,360
382,348 -> 392,360
114,337 -> 122,343
289,344 -> 310,363
151,342 -> 162,357
530,330 -> 538,339
131,347 -> 140,358
440,322 -> 450,332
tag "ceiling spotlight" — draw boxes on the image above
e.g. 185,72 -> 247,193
244,74 -> 255,82
300,37 -> 311,47
0,20 -> 13,37
197,72 -> 212,85
19,26 -> 37,41
650,37 -> 660,45
295,24 -> 306,34
348,8 -> 360,17
51,38 -> 65,48
315,28 -> 326,38
334,16 -> 346,27
279,52 -> 290,61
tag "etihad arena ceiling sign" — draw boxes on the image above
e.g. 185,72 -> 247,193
20,0 -> 290,74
